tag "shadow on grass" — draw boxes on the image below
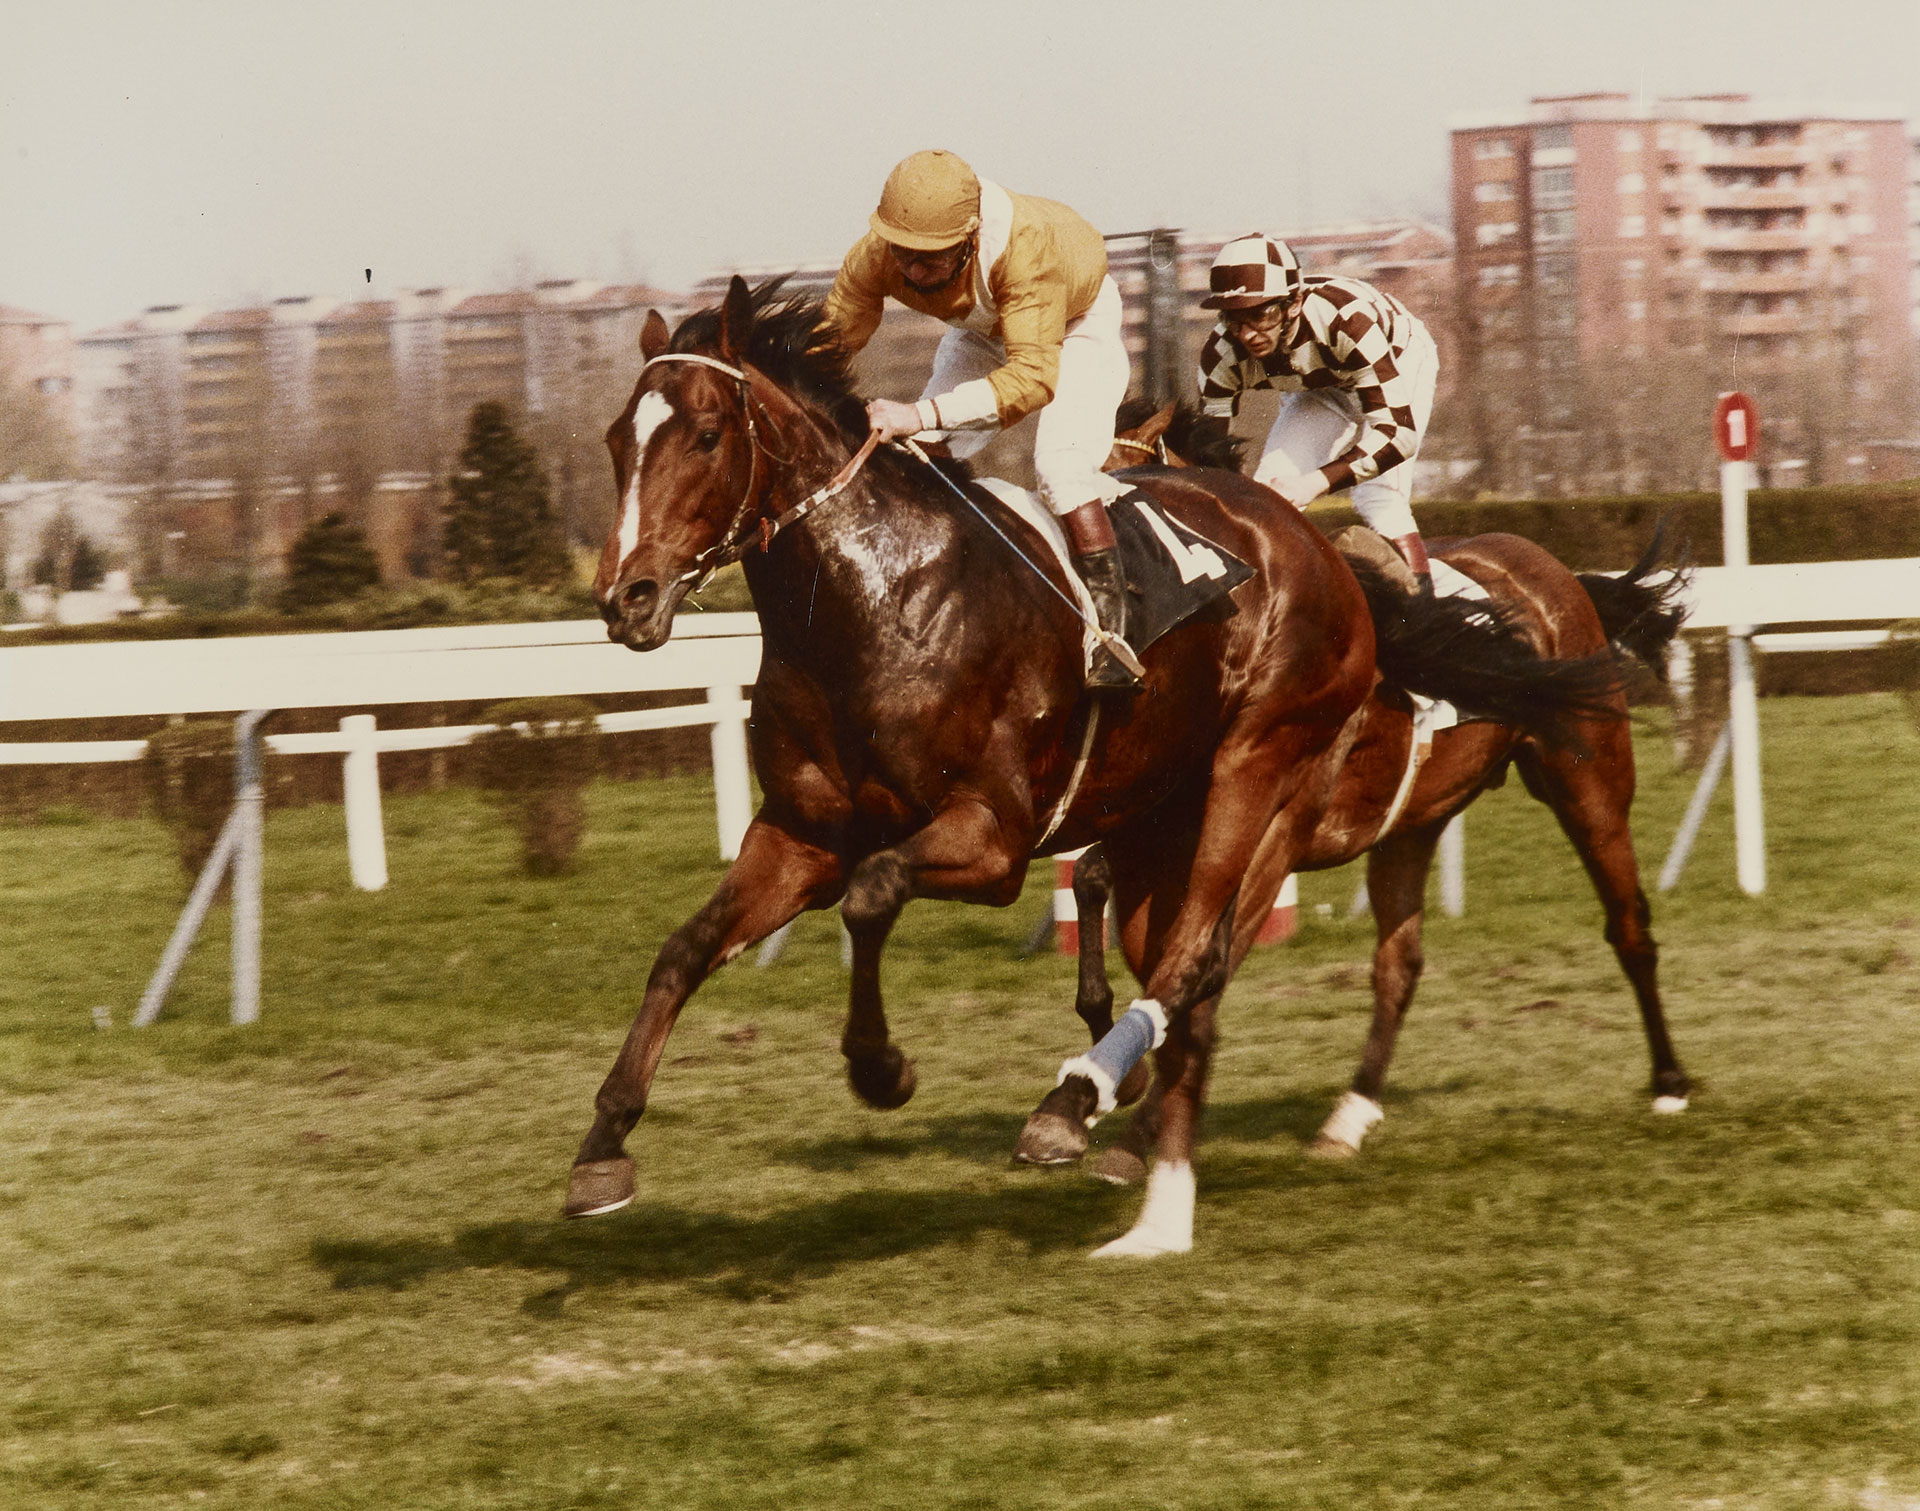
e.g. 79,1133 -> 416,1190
312,1177 -> 1135,1296
310,1088 -> 1424,1298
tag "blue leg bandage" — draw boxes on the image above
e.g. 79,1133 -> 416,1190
1058,999 -> 1169,1117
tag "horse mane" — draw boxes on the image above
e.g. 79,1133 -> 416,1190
673,275 -> 975,491
1114,396 -> 1248,471
671,276 -> 868,443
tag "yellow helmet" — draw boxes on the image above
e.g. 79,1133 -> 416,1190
869,150 -> 981,251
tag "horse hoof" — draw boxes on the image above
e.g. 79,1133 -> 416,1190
1013,1079 -> 1097,1165
846,1047 -> 917,1109
1089,1146 -> 1147,1186
563,1157 -> 635,1219
1305,1136 -> 1360,1160
1115,1061 -> 1151,1109
1651,1095 -> 1689,1115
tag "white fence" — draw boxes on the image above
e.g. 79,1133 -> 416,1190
1,614 -> 763,887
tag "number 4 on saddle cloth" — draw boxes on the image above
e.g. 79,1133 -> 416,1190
973,478 -> 1253,664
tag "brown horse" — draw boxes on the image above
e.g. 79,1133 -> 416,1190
1048,401 -> 1693,1198
572,276 -> 1387,1253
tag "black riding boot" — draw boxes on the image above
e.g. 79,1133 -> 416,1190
1059,499 -> 1141,690
1073,546 -> 1141,689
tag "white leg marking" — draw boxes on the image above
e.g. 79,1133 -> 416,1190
1651,1095 -> 1689,1115
617,391 -> 674,562
1314,1090 -> 1385,1153
1091,1159 -> 1194,1258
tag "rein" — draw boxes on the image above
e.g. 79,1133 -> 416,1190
636,352 -> 880,587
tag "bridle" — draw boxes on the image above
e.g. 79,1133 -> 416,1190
1109,435 -> 1171,465
632,352 -> 880,590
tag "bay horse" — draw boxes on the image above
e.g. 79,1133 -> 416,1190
572,276 -> 1385,1253
1044,400 -> 1693,1195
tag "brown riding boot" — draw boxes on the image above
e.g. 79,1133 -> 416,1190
1060,500 -> 1142,690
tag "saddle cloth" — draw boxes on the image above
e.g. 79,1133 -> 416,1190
975,479 -> 1253,670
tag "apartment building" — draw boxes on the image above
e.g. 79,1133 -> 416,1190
0,305 -> 76,451
1452,93 -> 1915,490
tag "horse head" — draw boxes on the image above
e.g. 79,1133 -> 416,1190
595,276 -> 773,650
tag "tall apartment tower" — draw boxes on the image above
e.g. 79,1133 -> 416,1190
1451,93 -> 1914,491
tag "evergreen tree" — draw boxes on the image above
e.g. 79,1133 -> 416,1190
442,402 -> 570,586
280,511 -> 381,610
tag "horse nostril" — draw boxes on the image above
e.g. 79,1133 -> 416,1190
620,579 -> 659,613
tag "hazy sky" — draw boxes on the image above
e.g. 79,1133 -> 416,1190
4,0 -> 1917,331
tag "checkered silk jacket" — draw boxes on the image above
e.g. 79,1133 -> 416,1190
1196,276 -> 1429,493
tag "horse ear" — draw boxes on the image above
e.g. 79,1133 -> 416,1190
718,275 -> 753,363
1140,402 -> 1177,446
639,309 -> 669,361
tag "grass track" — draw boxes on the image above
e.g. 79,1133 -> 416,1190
3,696 -> 1918,1509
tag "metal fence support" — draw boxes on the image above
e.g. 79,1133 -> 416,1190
135,709 -> 271,1027
1659,720 -> 1732,893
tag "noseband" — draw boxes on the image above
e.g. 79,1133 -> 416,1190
632,352 -> 880,589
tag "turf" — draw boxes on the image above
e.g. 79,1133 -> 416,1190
2,696 -> 1917,1509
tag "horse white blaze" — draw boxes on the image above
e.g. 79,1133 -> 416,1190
617,391 -> 675,564
1090,1159 -> 1194,1259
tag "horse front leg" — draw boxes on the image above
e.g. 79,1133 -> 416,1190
564,817 -> 843,1218
840,796 -> 1029,1109
1309,821 -> 1443,1158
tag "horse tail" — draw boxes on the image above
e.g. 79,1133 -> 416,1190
1575,517 -> 1692,678
1351,565 -> 1624,745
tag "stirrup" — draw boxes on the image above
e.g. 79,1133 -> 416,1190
1087,633 -> 1145,690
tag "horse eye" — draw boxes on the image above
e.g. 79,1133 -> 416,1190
695,429 -> 722,451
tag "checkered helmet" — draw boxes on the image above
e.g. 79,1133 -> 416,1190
1200,234 -> 1302,310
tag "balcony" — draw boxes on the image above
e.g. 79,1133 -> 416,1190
1699,230 -> 1811,253
1699,185 -> 1807,212
1719,311 -> 1803,336
1699,272 -> 1813,295
1697,144 -> 1809,170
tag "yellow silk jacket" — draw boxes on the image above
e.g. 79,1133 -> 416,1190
824,180 -> 1108,428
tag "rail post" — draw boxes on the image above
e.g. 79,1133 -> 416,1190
341,713 -> 388,892
707,684 -> 752,861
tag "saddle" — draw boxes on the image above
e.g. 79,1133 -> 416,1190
1107,491 -> 1254,656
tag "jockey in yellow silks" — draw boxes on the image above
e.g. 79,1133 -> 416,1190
825,149 -> 1139,688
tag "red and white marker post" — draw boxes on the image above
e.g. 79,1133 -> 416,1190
1051,850 -> 1297,954
1714,392 -> 1766,895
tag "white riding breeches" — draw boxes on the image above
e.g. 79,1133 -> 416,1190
920,275 -> 1130,517
1251,322 -> 1439,539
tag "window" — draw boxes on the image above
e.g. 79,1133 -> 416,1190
1476,222 -> 1518,246
1618,128 -> 1642,153
1474,181 -> 1515,202
1535,209 -> 1575,240
1617,172 -> 1644,193
1534,167 -> 1574,199
1626,301 -> 1646,321
1622,257 -> 1645,276
1536,125 -> 1572,151
1619,215 -> 1646,238
1478,263 -> 1522,287
1474,137 -> 1514,160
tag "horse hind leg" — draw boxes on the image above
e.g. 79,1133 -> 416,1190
1310,822 -> 1444,1158
1515,741 -> 1691,1109
1070,845 -> 1150,1110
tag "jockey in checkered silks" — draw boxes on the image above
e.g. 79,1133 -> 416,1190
1196,234 -> 1441,594
825,150 -> 1143,687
